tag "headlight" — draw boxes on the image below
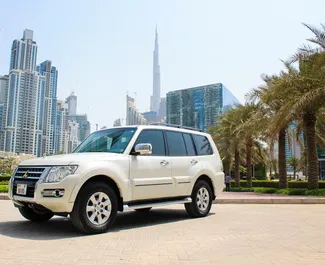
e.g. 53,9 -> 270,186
43,166 -> 78,183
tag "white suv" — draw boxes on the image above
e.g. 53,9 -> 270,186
8,124 -> 224,234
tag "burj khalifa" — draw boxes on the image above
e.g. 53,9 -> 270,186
151,25 -> 161,113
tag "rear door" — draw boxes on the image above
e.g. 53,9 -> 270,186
165,130 -> 202,196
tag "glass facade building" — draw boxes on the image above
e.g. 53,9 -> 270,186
166,83 -> 240,132
68,114 -> 91,142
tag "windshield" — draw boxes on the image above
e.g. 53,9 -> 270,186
73,127 -> 137,154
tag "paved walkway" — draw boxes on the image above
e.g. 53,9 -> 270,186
0,201 -> 325,264
216,192 -> 325,204
2,192 -> 325,204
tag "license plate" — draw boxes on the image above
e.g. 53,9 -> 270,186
16,184 -> 27,195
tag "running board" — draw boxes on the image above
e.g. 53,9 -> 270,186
123,197 -> 192,211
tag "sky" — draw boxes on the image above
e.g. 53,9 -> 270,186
0,0 -> 324,131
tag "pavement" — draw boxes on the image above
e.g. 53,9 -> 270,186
2,192 -> 325,204
0,201 -> 325,264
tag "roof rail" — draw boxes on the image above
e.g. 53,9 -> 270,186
148,122 -> 204,132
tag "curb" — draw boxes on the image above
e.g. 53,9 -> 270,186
1,193 -> 325,204
213,198 -> 325,204
0,193 -> 9,200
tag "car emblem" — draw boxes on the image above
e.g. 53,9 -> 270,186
23,171 -> 29,179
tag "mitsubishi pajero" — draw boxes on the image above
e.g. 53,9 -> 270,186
8,124 -> 224,234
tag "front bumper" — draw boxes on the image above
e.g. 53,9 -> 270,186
9,173 -> 79,213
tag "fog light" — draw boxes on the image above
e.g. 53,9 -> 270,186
41,189 -> 65,198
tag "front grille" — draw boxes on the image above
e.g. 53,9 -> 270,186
12,166 -> 48,198
14,167 -> 46,179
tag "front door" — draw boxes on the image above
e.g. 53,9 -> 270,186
130,129 -> 173,201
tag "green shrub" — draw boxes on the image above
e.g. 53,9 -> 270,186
0,185 -> 8,193
305,189 -> 325,196
0,174 -> 11,181
254,187 -> 277,194
230,180 -> 325,189
275,189 -> 289,195
0,181 -> 8,185
287,189 -> 307,195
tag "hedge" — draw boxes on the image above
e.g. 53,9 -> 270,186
0,174 -> 12,181
230,180 -> 325,189
0,185 -> 8,193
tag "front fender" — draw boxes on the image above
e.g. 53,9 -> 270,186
68,162 -> 130,203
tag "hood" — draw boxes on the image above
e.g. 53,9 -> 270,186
19,152 -> 123,166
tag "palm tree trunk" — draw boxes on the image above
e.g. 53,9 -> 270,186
234,148 -> 240,187
246,138 -> 253,188
304,113 -> 319,189
278,128 -> 287,189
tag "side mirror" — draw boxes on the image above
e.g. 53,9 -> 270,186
134,143 -> 152,155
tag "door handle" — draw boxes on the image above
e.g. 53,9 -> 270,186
160,160 -> 169,166
191,159 -> 198,165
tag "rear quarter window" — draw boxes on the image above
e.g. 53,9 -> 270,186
192,134 -> 213,156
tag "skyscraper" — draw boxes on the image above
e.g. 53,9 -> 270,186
55,100 -> 68,153
0,75 -> 8,103
166,83 -> 240,132
37,60 -> 58,155
10,29 -> 37,72
66,92 -> 77,115
4,29 -> 46,156
150,26 -> 161,113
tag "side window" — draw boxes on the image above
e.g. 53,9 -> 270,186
182,133 -> 196,156
192,134 -> 213,156
135,130 -> 166,156
165,131 -> 187,156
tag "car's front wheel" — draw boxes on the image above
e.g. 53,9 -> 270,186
18,206 -> 53,222
185,180 -> 213,218
70,182 -> 118,234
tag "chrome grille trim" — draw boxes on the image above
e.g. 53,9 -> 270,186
14,166 -> 48,179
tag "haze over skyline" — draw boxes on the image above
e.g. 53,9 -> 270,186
1,0 -> 325,131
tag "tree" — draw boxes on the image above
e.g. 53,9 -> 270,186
247,73 -> 292,188
233,103 -> 264,188
287,156 -> 300,179
210,106 -> 243,187
269,50 -> 325,189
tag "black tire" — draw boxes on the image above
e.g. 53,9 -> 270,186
70,182 -> 118,234
185,180 -> 213,218
135,207 -> 152,212
18,206 -> 53,222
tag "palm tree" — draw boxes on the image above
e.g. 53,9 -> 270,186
234,103 -> 264,188
246,73 -> 292,188
287,156 -> 300,179
269,50 -> 325,189
210,106 -> 243,187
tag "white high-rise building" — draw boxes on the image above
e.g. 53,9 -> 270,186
126,95 -> 147,125
37,60 -> 58,155
66,120 -> 80,153
10,29 -> 37,72
66,92 -> 77,115
3,29 -> 46,156
55,100 -> 68,153
150,26 -> 161,113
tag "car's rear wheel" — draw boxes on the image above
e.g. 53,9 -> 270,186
185,180 -> 213,218
135,207 -> 152,212
18,206 -> 53,222
70,182 -> 118,234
